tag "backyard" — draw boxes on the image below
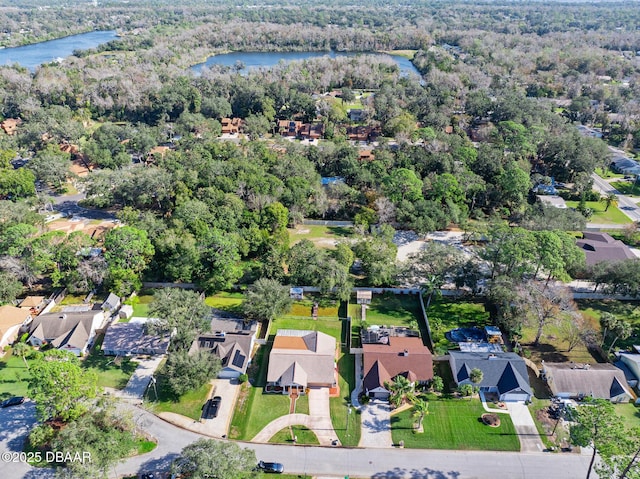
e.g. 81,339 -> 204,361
288,224 -> 353,249
426,299 -> 490,353
390,395 -> 520,451
205,291 -> 244,314
577,300 -> 640,353
348,292 -> 422,327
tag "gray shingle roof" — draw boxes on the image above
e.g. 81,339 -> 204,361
449,351 -> 532,397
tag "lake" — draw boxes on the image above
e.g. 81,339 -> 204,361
192,51 -> 421,77
0,30 -> 117,71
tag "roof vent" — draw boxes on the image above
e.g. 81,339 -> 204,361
401,350 -> 409,356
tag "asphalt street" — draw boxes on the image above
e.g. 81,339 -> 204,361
0,403 -> 592,479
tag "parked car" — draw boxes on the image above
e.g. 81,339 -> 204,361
256,461 -> 284,474
1,396 -> 26,408
202,396 -> 221,419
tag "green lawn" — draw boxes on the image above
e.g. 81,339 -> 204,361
0,350 -> 31,399
348,292 -> 422,327
268,425 -> 319,445
205,292 -> 244,314
144,369 -> 212,420
426,299 -> 490,352
128,294 -> 153,317
285,296 -> 341,319
390,396 -> 520,451
82,336 -> 138,389
611,180 -> 640,197
330,351 -> 360,447
576,300 -> 640,352
229,384 -> 291,440
288,224 -> 353,249
274,317 -> 343,339
614,402 -> 640,429
596,168 -> 626,179
565,200 -> 631,224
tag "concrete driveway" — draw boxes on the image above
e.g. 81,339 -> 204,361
159,378 -> 240,438
118,356 -> 165,401
358,399 -> 393,448
507,401 -> 544,452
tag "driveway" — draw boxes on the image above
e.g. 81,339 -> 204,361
158,378 -> 240,438
116,356 -> 165,401
358,399 -> 393,448
507,401 -> 544,453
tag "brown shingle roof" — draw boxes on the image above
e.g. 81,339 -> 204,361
576,232 -> 636,266
543,362 -> 633,400
363,337 -> 433,392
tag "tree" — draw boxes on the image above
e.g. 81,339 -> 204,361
104,226 -> 154,295
51,399 -> 139,478
383,168 -> 423,204
163,350 -> 221,396
430,375 -> 444,393
602,192 -> 618,212
352,229 -> 398,287
596,426 -> 640,479
570,398 -> 624,479
11,341 -> 32,369
412,399 -> 429,433
172,438 -> 256,479
607,319 -> 632,355
518,281 -> 576,346
26,143 -> 71,189
28,349 -> 99,422
147,288 -> 211,352
242,278 -> 292,322
469,368 -> 483,386
386,375 -> 416,409
0,270 -> 23,305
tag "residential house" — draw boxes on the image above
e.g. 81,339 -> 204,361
345,125 -> 380,143
536,195 -> 567,209
576,232 -> 636,266
221,117 -> 244,135
277,120 -> 302,137
610,157 -> 639,174
19,296 -> 46,314
448,351 -> 533,402
189,314 -> 257,379
0,305 -> 32,351
358,149 -> 375,162
541,362 -> 633,403
298,123 -> 324,140
266,330 -> 336,393
27,310 -> 104,356
101,293 -> 121,313
102,321 -> 170,356
618,351 -> 640,390
362,335 -> 433,400
0,118 -> 20,135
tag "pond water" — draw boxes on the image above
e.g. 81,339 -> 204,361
0,30 -> 117,71
192,50 -> 421,77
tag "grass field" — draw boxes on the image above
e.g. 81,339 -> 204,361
82,335 -> 137,389
611,180 -> 640,197
285,295 -> 341,319
565,200 -> 630,224
426,299 -> 490,352
348,292 -> 422,327
390,396 -> 520,451
128,294 -> 153,318
577,300 -> 640,352
268,425 -> 319,445
205,292 -> 244,314
274,317 -> 343,339
144,367 -> 212,420
596,168 -> 626,179
0,350 -> 31,399
288,224 -> 353,249
330,351 -> 360,447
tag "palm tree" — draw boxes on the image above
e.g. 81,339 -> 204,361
412,399 -> 429,433
470,368 -> 483,386
12,342 -> 31,369
602,192 -> 618,212
386,375 -> 415,408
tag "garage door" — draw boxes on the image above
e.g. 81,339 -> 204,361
502,393 -> 529,402
217,370 -> 240,379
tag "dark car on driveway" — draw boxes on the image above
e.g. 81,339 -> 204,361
202,396 -> 221,419
1,397 -> 26,408
256,461 -> 284,474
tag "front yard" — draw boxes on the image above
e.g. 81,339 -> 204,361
82,335 -> 138,389
564,200 -> 630,224
144,371 -> 212,421
0,350 -> 31,399
390,396 -> 520,451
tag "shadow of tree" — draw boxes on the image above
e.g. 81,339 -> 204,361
372,466 -> 461,479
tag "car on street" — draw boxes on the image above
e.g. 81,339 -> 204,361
256,461 -> 284,474
1,396 -> 26,408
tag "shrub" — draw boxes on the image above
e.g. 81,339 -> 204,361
238,373 -> 248,384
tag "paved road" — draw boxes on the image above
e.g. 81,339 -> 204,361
2,402 -> 593,479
